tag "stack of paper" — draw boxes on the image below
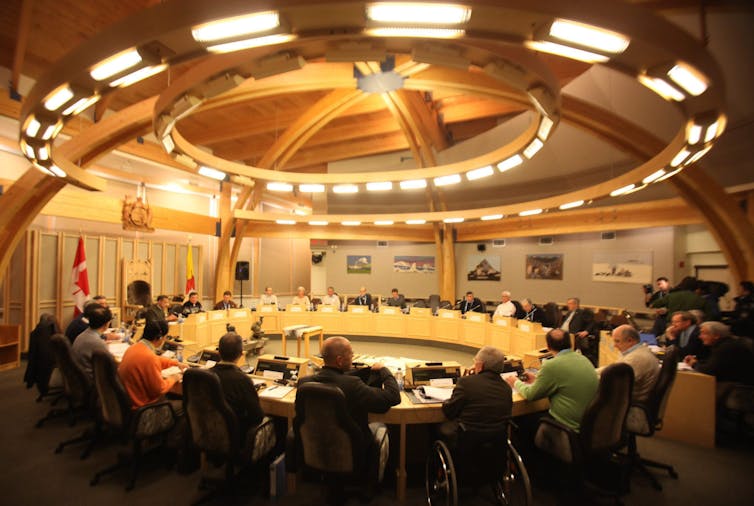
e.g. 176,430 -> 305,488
161,366 -> 182,378
259,385 -> 294,399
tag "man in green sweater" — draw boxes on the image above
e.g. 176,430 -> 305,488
506,328 -> 598,430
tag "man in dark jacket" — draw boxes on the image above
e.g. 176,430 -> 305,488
211,332 -> 264,445
684,321 -> 754,388
297,336 -> 400,444
441,346 -> 512,446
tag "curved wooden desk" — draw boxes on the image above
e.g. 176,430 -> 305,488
257,380 -> 548,502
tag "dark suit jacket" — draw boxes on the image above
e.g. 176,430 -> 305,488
460,297 -> 484,314
442,370 -> 512,431
354,293 -> 372,306
525,306 -> 547,324
668,325 -> 705,358
386,295 -> 406,309
693,337 -> 754,385
298,366 -> 400,441
562,309 -> 596,335
145,303 -> 167,323
213,300 -> 238,310
64,314 -> 88,343
211,363 -> 264,440
182,301 -> 203,315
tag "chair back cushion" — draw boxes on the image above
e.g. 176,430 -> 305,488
91,350 -> 132,430
456,427 -> 509,483
651,345 -> 680,424
183,368 -> 239,455
50,333 -> 91,406
294,382 -> 363,473
581,362 -> 634,454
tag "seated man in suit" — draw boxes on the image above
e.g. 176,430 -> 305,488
684,321 -> 754,390
146,294 -> 178,322
211,332 -> 264,445
354,286 -> 372,307
182,291 -> 203,315
298,336 -> 400,451
611,325 -> 659,402
459,291 -> 484,315
665,310 -> 704,358
213,290 -> 238,310
441,346 -> 512,447
521,298 -> 547,325
386,288 -> 406,309
561,297 -> 598,366
71,305 -> 113,383
65,296 -> 107,343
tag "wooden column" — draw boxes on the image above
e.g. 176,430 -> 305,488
440,224 -> 456,303
670,166 -> 754,283
213,183 -> 233,302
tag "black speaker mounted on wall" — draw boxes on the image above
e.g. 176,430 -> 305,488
477,244 -> 486,252
235,261 -> 250,281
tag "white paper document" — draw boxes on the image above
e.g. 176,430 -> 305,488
418,385 -> 453,401
429,378 -> 454,387
107,342 -> 129,360
259,385 -> 294,399
161,366 -> 182,378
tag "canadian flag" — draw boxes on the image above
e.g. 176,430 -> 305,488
71,236 -> 90,316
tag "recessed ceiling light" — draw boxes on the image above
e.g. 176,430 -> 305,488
559,200 -> 584,210
366,181 -> 393,191
549,19 -> 630,54
519,209 -> 542,217
497,155 -> 523,173
481,214 -> 503,221
299,184 -> 325,193
433,174 -> 461,186
399,179 -> 427,190
406,219 -> 426,224
466,165 -> 494,181
267,182 -> 293,192
610,184 -> 636,197
276,219 -> 296,225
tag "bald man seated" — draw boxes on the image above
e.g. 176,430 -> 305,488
297,336 -> 400,445
611,325 -> 659,403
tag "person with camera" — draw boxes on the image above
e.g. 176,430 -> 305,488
645,277 -> 671,337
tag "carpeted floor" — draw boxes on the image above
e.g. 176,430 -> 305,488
1,335 -> 753,505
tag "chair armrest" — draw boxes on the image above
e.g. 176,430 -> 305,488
243,416 -> 276,463
131,400 -> 176,438
534,416 -> 580,464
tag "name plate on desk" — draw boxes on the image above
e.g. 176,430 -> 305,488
495,317 -> 514,326
319,305 -> 336,313
439,310 -> 457,319
349,306 -> 367,313
210,311 -> 225,320
288,305 -> 304,312
518,322 -> 531,332
381,307 -> 398,315
259,305 -> 276,313
194,313 -> 207,324
230,310 -> 247,319
466,313 -> 484,322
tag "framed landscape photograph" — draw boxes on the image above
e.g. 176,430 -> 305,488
347,255 -> 371,274
592,251 -> 653,284
393,255 -> 435,273
466,254 -> 501,281
525,254 -> 564,280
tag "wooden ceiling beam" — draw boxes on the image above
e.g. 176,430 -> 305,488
440,100 -> 527,124
284,131 -> 410,170
11,0 -> 34,94
398,89 -> 450,152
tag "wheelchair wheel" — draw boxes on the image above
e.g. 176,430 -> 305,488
426,440 -> 458,506
493,439 -> 532,506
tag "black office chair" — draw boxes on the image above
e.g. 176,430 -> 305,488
183,368 -> 276,495
89,350 -> 176,490
535,363 -> 634,499
511,300 -> 526,320
428,294 -> 441,313
624,345 -> 680,490
722,384 -> 754,441
542,302 -> 562,328
426,424 -> 532,506
288,382 -> 389,504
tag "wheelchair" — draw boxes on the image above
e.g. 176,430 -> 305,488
426,425 -> 532,506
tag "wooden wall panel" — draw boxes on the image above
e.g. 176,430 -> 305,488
103,238 -> 118,299
86,237 -> 100,296
39,234 -> 58,301
152,243 -> 164,295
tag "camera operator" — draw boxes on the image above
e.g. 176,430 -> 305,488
645,277 -> 670,337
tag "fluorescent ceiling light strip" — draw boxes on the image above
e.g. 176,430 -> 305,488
538,116 -> 554,140
43,85 -> 74,111
655,168 -> 682,182
549,19 -> 629,54
161,135 -> 175,153
33,162 -> 54,176
49,165 -> 67,178
443,217 -> 464,223
466,165 -> 494,181
481,214 -> 503,221
90,48 -> 142,81
405,219 -> 426,225
276,219 -> 296,225
526,40 -> 609,63
400,179 -> 427,189
610,184 -> 635,197
36,146 -> 49,161
267,182 -> 293,192
207,34 -> 296,54
523,138 -> 544,159
624,184 -> 647,195
687,146 -> 712,165
642,169 -> 667,184
299,184 -> 325,193
192,11 -> 280,42
366,181 -> 393,191
333,184 -> 359,194
433,174 -> 461,186
309,220 -> 328,226
22,142 -> 34,158
366,3 -> 471,24
497,154 -> 523,172
687,124 -> 703,145
559,200 -> 584,210
667,63 -> 708,97
366,27 -> 464,39
198,166 -> 226,181
519,209 -> 542,217
670,149 -> 691,167
109,64 -> 167,88
374,220 -> 394,225
293,208 -> 310,216
41,122 -> 62,141
25,117 -> 41,137
638,75 -> 685,102
704,120 -> 720,143
341,221 -> 361,226
62,95 -> 100,116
